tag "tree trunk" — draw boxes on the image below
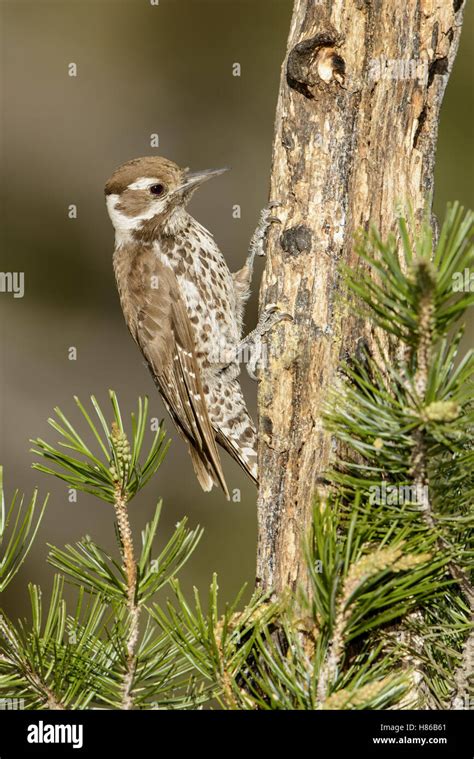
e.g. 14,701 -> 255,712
256,0 -> 466,594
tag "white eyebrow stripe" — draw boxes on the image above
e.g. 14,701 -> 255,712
127,177 -> 160,190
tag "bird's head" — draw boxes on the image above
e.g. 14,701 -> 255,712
105,156 -> 228,240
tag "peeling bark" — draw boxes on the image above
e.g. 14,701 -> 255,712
257,0 -> 466,594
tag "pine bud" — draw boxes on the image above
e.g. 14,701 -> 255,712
109,422 -> 132,483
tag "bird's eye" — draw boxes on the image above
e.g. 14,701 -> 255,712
149,183 -> 166,196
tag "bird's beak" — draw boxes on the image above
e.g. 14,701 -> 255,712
176,167 -> 229,196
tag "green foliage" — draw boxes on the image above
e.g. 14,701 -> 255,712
1,393 -> 203,709
47,503 -> 201,604
154,497 -> 452,709
343,203 -> 474,342
323,202 -> 473,708
31,391 -> 168,503
152,577 -> 277,708
0,575 -> 202,709
0,468 -> 47,593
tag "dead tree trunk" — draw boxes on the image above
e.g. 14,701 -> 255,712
257,0 -> 466,594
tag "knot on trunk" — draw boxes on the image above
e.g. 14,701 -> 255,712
286,30 -> 345,98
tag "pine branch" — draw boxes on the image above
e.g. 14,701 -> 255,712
0,610 -> 65,710
408,259 -> 473,603
324,204 -> 474,707
110,432 -> 140,709
0,468 -> 48,592
1,392 -> 203,709
31,391 -> 169,504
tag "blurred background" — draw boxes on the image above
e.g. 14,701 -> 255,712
1,0 -> 472,622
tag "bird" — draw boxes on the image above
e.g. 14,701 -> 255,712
105,156 -> 281,499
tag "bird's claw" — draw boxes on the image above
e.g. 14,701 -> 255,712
266,200 -> 282,225
253,201 -> 283,258
261,302 -> 293,329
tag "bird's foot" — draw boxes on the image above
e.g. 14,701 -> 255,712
256,302 -> 292,334
249,201 -> 282,259
239,303 -> 292,380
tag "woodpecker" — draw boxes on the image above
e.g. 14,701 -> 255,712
105,156 -> 282,498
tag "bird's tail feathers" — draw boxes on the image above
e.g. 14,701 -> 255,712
188,444 -> 230,500
215,427 -> 258,486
